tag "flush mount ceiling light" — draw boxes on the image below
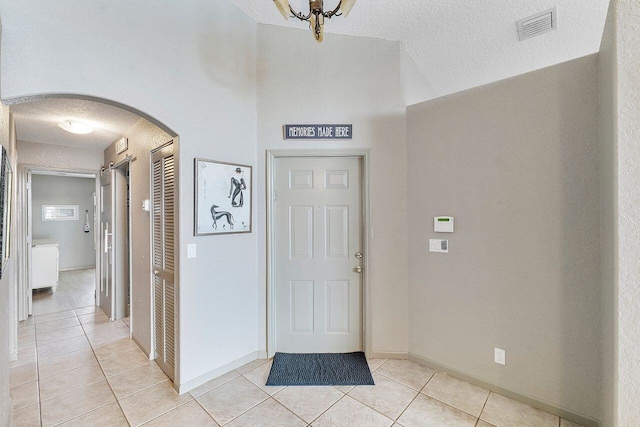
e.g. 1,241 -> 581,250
273,0 -> 357,43
57,120 -> 94,134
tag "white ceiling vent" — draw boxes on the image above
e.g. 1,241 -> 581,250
517,8 -> 557,41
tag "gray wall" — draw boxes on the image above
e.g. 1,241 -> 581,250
104,118 -> 171,357
598,2 -> 617,426
32,174 -> 96,270
407,55 -> 601,419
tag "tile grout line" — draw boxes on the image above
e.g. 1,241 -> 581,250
378,364 -> 491,422
134,396 -> 194,426
41,309 -> 119,426
78,308 -> 133,427
476,391 -> 492,426
213,379 -> 272,426
187,361 -> 274,425
82,311 -> 192,426
33,315 -> 44,427
306,391 -> 350,425
192,397 -> 223,426
389,370 -> 438,424
237,368 -> 311,425
263,395 -> 309,426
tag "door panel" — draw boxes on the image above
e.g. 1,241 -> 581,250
275,157 -> 362,353
325,206 -> 349,258
152,142 -> 176,380
291,280 -> 314,334
326,280 -> 349,334
290,206 -> 314,259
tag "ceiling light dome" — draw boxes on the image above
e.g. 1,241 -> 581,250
58,120 -> 94,134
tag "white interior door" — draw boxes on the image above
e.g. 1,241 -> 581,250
274,156 -> 363,353
100,171 -> 114,318
100,169 -> 127,320
151,142 -> 176,380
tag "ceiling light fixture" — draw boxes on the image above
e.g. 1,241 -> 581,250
273,0 -> 357,43
57,120 -> 94,135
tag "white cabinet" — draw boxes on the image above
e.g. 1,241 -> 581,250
32,239 -> 59,292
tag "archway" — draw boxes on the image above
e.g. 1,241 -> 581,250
7,93 -> 179,380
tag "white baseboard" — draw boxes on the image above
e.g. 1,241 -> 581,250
368,351 -> 409,360
177,351 -> 265,395
132,336 -> 152,360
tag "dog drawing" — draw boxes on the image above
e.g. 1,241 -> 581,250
211,205 -> 234,230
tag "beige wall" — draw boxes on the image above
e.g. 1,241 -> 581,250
407,55 -> 601,420
598,2 -> 617,426
104,118 -> 172,357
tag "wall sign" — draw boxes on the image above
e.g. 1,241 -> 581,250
284,124 -> 352,140
115,137 -> 128,154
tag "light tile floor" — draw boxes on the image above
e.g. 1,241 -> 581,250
32,269 -> 97,316
10,306 -> 585,427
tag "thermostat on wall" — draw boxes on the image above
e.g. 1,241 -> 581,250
434,216 -> 454,233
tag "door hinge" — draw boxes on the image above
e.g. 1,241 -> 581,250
273,190 -> 277,201
26,182 -> 31,190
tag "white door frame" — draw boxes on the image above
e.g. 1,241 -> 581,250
16,164 -> 100,320
266,149 -> 371,358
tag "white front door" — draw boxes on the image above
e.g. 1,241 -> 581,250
274,156 -> 363,353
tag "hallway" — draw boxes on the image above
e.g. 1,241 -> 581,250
9,306 -> 583,426
32,269 -> 96,317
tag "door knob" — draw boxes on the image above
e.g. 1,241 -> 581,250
353,266 -> 363,273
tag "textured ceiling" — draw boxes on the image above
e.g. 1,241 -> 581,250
11,98 -> 141,150
232,0 -> 610,99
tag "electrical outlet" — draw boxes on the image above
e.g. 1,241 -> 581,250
494,348 -> 506,365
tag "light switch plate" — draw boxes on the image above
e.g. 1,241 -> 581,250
187,244 -> 196,259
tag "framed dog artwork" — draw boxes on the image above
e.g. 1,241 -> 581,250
194,158 -> 252,236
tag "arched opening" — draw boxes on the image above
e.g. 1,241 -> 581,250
7,93 -> 180,391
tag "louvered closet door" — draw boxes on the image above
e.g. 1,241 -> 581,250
151,142 -> 176,380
